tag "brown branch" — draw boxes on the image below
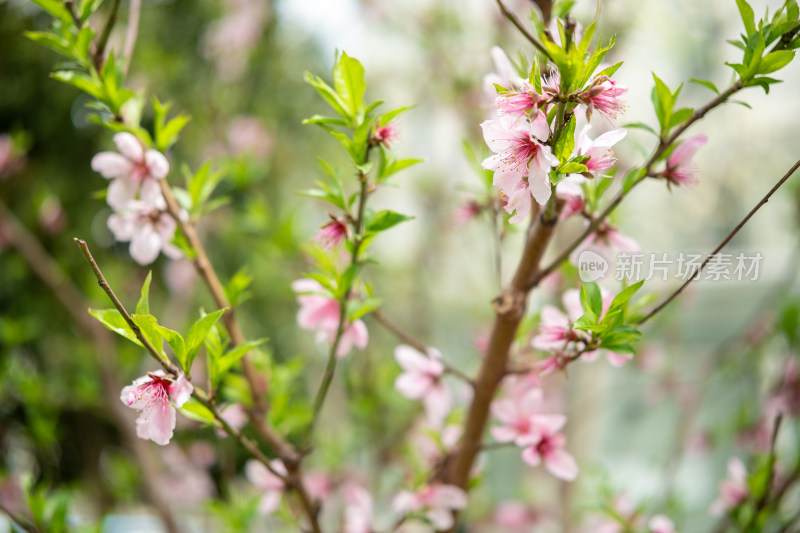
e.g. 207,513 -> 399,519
637,158 -> 800,325
531,80 -> 744,288
92,0 -> 122,71
496,0 -> 553,62
156,180 -> 298,462
372,310 -> 474,385
443,199 -> 564,496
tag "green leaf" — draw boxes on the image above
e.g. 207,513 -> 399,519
89,308 -> 143,347
736,0 -> 757,35
78,0 -> 105,21
758,50 -> 795,73
689,77 -> 720,94
580,282 -> 603,317
379,158 -> 423,181
554,114 -> 577,164
651,73 -> 677,135
366,210 -> 414,233
668,107 -> 694,129
51,70 -> 104,100
154,324 -> 187,371
598,342 -> 635,354
346,297 -> 383,321
136,272 -> 152,315
379,105 -> 413,127
530,54 -> 543,94
179,399 -> 216,425
622,167 -> 646,194
212,338 -> 269,386
186,309 -> 228,370
594,61 -> 623,79
158,114 -> 191,152
25,31 -> 72,59
746,75 -> 783,93
573,310 -> 598,330
622,121 -> 658,135
304,72 -> 349,118
30,0 -> 74,25
608,280 -> 645,312
131,314 -> 166,357
332,51 -> 366,122
224,268 -> 253,307
302,115 -> 349,127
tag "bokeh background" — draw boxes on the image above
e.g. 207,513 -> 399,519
1,0 -> 800,531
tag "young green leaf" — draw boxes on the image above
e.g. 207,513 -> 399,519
580,282 -> 603,317
736,0 -> 757,35
365,210 -> 414,233
130,314 -> 166,359
179,399 -> 216,425
332,51 -> 366,123
89,308 -> 143,347
186,308 -> 228,370
154,324 -> 187,371
211,338 -> 269,386
136,271 -> 152,315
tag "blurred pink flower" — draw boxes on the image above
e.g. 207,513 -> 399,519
91,132 -> 169,210
371,122 -> 399,149
493,501 -> 538,530
710,458 -> 749,515
519,415 -> 578,481
570,220 -> 639,266
663,135 -> 707,186
394,345 -> 451,427
453,200 -> 484,227
560,194 -> 586,219
120,370 -> 193,446
648,515 -> 677,533
215,403 -> 248,438
159,445 -> 215,505
245,459 -> 287,515
342,481 -> 374,533
292,279 -> 369,358
304,470 -> 333,502
227,116 -> 273,159
495,82 -> 549,117
491,387 -> 546,445
580,76 -> 628,122
483,46 -> 525,105
392,484 -> 467,530
413,423 -> 462,467
107,193 -> 182,265
481,111 -> 559,209
313,216 -> 349,250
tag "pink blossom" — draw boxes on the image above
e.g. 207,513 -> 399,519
481,111 -> 559,210
394,345 -> 451,427
342,481 -> 374,533
392,484 -> 468,530
576,125 -> 627,173
292,279 -> 369,358
519,415 -> 578,481
107,193 -> 182,265
371,122 -> 398,148
215,403 -> 248,437
495,82 -> 550,117
120,370 -> 194,446
313,216 -> 349,249
710,458 -> 749,515
453,200 -> 483,227
560,194 -> 586,219
570,220 -> 639,266
227,115 -> 272,159
491,387 -> 546,445
245,459 -> 287,515
493,501 -> 538,530
412,423 -> 462,468
304,470 -> 333,501
91,132 -> 170,210
534,353 -> 570,377
580,76 -> 628,122
648,515 -> 677,533
663,134 -> 707,186
159,445 -> 215,505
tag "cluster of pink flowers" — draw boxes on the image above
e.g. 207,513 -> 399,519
393,344 -> 451,427
392,483 -> 468,530
292,278 -> 369,358
710,457 -> 749,515
582,495 -> 679,533
120,370 -> 194,445
491,375 -> 578,481
92,133 -> 181,265
533,288 -> 633,370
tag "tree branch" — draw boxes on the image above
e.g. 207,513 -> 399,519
637,158 -> 800,325
496,0 -> 553,62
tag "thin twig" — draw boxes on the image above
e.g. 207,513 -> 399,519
122,0 -> 142,77
742,415 -> 783,532
93,0 -> 122,71
531,80 -> 744,288
372,310 -> 475,385
637,158 -> 800,325
74,238 -> 180,375
496,0 -> 553,62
